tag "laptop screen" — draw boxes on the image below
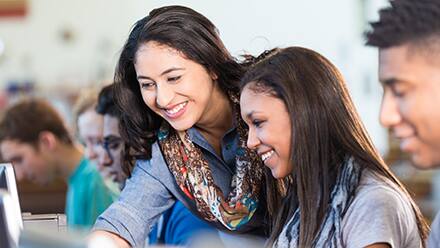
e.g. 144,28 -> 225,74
0,163 -> 23,247
0,191 -> 21,248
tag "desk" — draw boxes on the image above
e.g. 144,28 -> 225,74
22,213 -> 66,233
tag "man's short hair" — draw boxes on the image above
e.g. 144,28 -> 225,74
365,0 -> 440,52
96,84 -> 121,118
0,99 -> 72,145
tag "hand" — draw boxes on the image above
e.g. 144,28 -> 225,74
89,230 -> 130,248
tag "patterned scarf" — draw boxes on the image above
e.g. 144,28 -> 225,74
158,93 -> 264,230
274,158 -> 361,247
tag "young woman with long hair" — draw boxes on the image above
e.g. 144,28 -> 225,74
240,47 -> 429,247
92,5 -> 267,247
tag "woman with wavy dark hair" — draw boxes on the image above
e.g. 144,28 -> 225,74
240,47 -> 429,247
92,5 -> 266,247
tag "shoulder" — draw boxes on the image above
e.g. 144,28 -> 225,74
428,212 -> 440,247
342,170 -> 421,247
72,159 -> 102,186
353,180 -> 402,209
134,142 -> 166,171
128,142 -> 178,192
351,171 -> 412,212
76,160 -> 115,193
346,171 -> 416,224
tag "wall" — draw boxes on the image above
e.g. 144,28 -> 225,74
0,0 -> 390,153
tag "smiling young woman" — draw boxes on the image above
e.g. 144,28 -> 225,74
91,5 -> 267,248
239,47 -> 428,248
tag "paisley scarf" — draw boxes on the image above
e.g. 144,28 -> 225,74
158,93 -> 264,230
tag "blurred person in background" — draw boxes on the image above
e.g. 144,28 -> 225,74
74,87 -> 120,197
95,84 -> 126,186
0,99 -> 117,229
73,88 -> 104,164
365,0 -> 440,246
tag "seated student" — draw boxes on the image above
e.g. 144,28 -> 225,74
95,85 -> 126,187
239,47 -> 429,247
74,88 -> 120,197
96,84 -> 216,245
0,99 -> 118,229
73,88 -> 104,164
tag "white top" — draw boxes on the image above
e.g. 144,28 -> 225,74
341,171 -> 422,247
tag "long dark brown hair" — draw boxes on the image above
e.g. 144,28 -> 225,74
240,47 -> 429,246
113,6 -> 245,164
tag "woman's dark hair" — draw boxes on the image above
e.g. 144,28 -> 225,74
96,84 -> 121,118
240,47 -> 429,246
114,5 -> 245,161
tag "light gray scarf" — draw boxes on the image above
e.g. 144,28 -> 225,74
274,158 -> 361,247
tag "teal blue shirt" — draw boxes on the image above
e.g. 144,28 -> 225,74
66,157 -> 118,229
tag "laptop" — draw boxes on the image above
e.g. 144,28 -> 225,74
0,163 -> 122,248
0,163 -> 23,248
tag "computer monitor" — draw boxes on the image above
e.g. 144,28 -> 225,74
0,164 -> 23,231
0,163 -> 22,226
0,164 -> 89,248
0,190 -> 20,248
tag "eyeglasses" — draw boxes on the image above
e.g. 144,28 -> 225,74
80,137 -> 103,149
102,135 -> 123,160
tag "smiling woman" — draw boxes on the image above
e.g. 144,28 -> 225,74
239,47 -> 429,248
240,90 -> 291,179
92,5 -> 267,248
134,41 -> 221,133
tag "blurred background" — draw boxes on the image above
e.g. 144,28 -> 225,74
1,0 -> 438,221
